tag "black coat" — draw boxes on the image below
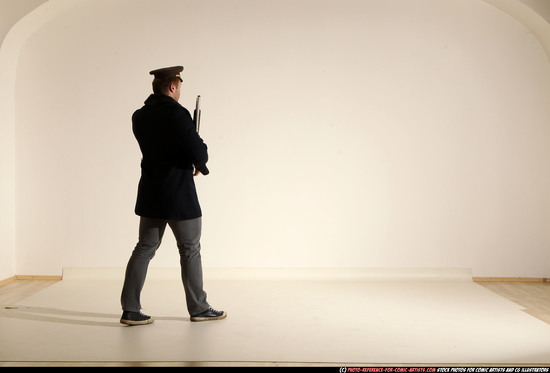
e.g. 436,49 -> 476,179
132,94 -> 209,220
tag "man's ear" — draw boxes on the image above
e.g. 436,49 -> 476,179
169,82 -> 177,93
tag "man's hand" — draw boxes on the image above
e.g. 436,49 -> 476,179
194,169 -> 201,177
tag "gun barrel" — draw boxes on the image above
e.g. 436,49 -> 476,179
194,95 -> 201,133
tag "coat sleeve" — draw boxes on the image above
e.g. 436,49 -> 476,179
171,108 -> 210,175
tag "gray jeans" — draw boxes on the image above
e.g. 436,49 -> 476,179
121,217 -> 210,315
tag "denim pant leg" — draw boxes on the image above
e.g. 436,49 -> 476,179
168,217 -> 210,315
121,217 -> 167,312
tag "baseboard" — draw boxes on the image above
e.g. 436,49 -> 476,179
0,276 -> 16,286
3,271 -> 548,284
473,277 -> 550,283
15,275 -> 63,281
0,275 -> 63,285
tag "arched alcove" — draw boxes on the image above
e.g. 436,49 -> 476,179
2,0 -> 550,278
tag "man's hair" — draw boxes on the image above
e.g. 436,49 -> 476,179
152,77 -> 180,95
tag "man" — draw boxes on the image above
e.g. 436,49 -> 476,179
120,66 -> 226,325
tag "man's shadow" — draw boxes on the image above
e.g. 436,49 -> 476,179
1,305 -> 189,327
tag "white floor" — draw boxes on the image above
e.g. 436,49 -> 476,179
2,268 -> 550,365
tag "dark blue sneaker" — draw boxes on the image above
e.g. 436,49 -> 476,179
191,307 -> 227,322
120,311 -> 154,325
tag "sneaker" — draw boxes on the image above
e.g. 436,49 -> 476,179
120,311 -> 154,325
190,307 -> 227,322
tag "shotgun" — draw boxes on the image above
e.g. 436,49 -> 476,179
193,95 -> 201,134
192,95 -> 209,175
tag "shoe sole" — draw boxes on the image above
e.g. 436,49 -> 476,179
120,317 -> 155,326
190,311 -> 227,322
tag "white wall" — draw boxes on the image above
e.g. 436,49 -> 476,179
6,0 -> 550,278
0,30 -> 16,280
519,0 -> 550,23
0,0 -> 55,280
0,0 -> 47,45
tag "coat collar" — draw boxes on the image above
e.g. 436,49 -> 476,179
144,94 -> 179,106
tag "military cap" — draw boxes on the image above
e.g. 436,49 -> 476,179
149,66 -> 183,81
